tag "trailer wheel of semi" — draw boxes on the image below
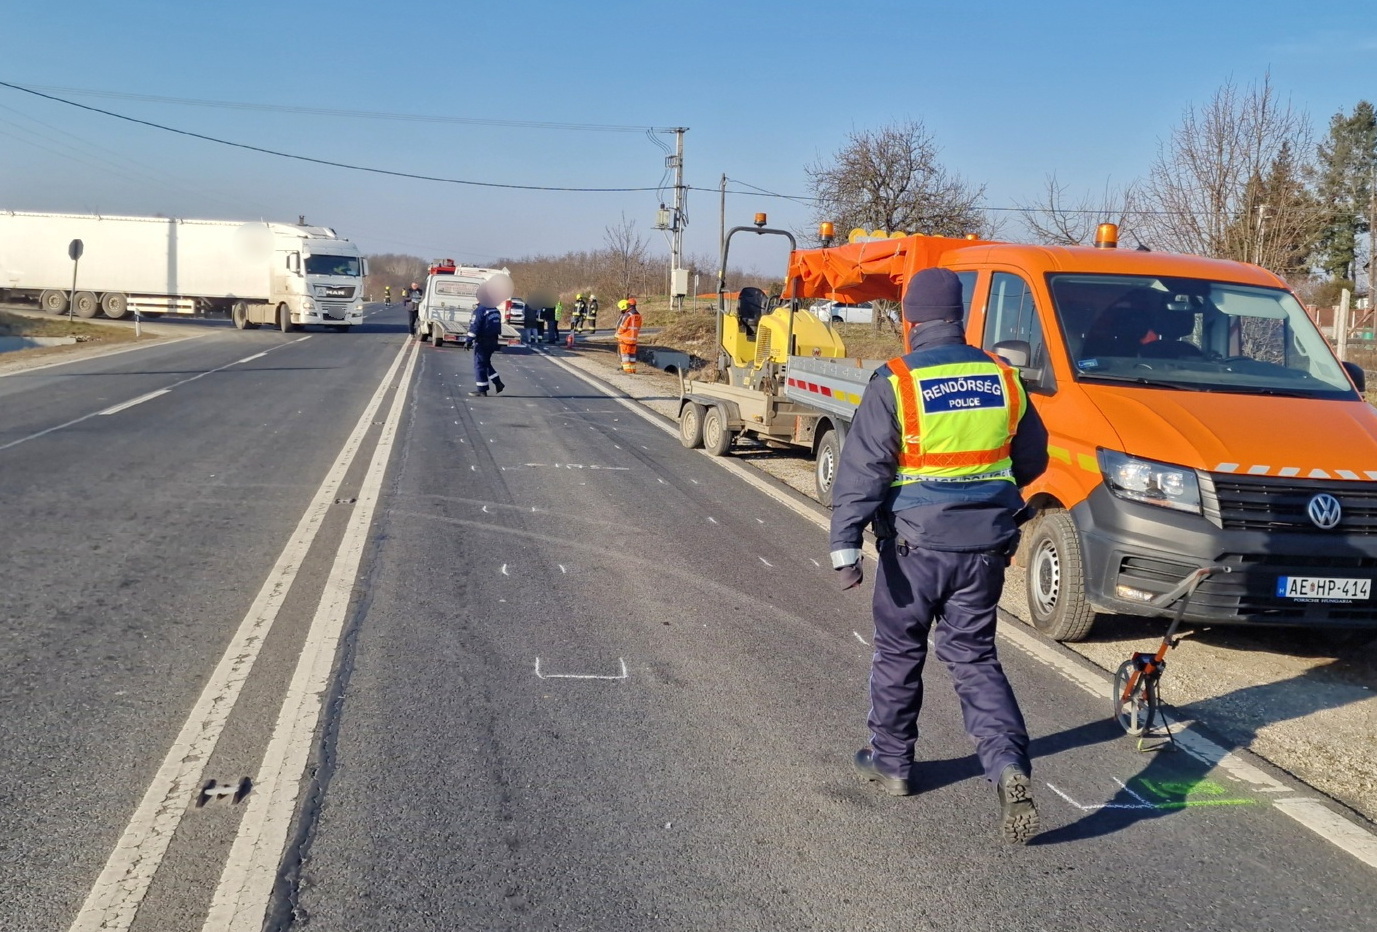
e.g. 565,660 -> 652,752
1024,509 -> 1099,642
40,290 -> 68,313
702,406 -> 733,456
100,293 -> 129,319
679,402 -> 706,449
73,292 -> 98,319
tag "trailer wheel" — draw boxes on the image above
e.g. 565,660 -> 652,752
277,303 -> 297,333
815,428 -> 843,508
40,290 -> 68,314
702,406 -> 732,456
1025,510 -> 1099,642
679,402 -> 706,448
73,292 -> 98,319
232,301 -> 252,330
100,293 -> 129,319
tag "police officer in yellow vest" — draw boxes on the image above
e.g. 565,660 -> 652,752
829,267 -> 1048,844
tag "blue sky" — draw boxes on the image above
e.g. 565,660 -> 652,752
2,0 -> 1374,276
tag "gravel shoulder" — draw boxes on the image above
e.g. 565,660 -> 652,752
549,336 -> 1377,825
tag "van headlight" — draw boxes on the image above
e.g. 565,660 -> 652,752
1098,449 -> 1202,514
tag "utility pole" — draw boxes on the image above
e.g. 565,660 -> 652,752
668,127 -> 688,312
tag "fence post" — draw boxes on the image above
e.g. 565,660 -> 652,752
1336,288 -> 1351,362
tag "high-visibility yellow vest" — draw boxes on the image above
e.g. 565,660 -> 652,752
887,352 -> 1024,485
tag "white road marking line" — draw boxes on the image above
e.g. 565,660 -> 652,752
96,389 -> 170,415
1266,798 -> 1377,864
66,338 -> 414,932
239,352 -> 268,363
203,335 -> 419,931
535,350 -> 1377,868
534,658 -> 629,680
853,631 -> 869,646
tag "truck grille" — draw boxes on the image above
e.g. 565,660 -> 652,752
1202,473 -> 1377,536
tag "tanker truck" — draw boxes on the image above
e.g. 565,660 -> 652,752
0,211 -> 366,331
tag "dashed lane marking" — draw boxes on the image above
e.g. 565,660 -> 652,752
97,389 -> 170,415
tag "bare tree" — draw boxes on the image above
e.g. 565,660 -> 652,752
1140,74 -> 1320,273
1017,173 -> 1142,246
603,212 -> 651,297
806,121 -> 989,240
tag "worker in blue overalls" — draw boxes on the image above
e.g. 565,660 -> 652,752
829,267 -> 1049,844
466,276 -> 510,397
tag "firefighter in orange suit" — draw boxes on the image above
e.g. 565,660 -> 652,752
615,298 -> 642,374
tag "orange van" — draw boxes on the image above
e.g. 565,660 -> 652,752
786,228 -> 1377,640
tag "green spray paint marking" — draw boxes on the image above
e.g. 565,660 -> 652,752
1132,777 -> 1256,809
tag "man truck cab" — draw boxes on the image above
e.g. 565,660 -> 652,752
786,225 -> 1377,641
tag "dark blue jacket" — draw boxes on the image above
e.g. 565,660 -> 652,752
828,320 -> 1049,564
467,305 -> 504,346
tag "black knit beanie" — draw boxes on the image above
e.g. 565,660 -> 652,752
902,267 -> 963,323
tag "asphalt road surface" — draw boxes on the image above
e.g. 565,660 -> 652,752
1,304 -> 1372,931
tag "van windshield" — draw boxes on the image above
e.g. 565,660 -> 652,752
1047,273 -> 1356,399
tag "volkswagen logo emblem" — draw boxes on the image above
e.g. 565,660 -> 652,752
1307,493 -> 1342,530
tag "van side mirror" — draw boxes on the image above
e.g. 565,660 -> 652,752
993,339 -> 1054,392
993,340 -> 1030,368
1342,360 -> 1367,393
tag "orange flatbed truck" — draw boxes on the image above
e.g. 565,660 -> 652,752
783,226 -> 1377,641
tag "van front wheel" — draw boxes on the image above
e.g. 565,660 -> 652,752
1025,510 -> 1098,642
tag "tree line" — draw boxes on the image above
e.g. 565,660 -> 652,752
806,75 -> 1375,305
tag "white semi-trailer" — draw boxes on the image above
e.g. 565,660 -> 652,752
0,211 -> 366,331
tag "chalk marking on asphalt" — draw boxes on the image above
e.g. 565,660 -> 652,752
853,631 -> 869,646
482,505 -> 491,513
708,517 -> 718,524
558,564 -> 567,574
66,337 -> 414,932
96,389 -> 170,415
501,564 -> 509,575
534,347 -> 1377,868
203,331 -> 419,931
811,558 -> 821,567
759,557 -> 773,567
534,658 -> 629,680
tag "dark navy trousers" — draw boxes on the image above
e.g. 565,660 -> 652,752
868,540 -> 1030,783
472,342 -> 498,390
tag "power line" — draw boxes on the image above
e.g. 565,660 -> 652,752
0,81 -> 664,193
12,83 -> 675,134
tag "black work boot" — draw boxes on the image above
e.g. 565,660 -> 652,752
853,748 -> 912,797
996,765 -> 1039,844
468,389 -> 487,397
492,376 -> 505,394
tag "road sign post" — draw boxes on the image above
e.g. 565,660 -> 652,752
67,238 -> 83,327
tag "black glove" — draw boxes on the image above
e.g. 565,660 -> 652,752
836,560 -> 864,591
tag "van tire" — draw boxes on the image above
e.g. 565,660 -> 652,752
815,428 -> 843,507
679,402 -> 706,448
702,407 -> 732,456
1025,510 -> 1098,642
